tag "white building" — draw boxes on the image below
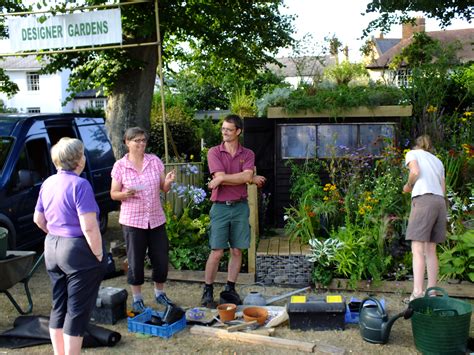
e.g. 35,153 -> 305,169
0,53 -> 107,113
0,55 -> 74,113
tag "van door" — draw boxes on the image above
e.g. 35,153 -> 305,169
77,122 -> 116,214
5,137 -> 51,248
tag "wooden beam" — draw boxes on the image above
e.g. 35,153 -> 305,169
256,239 -> 269,256
190,325 -> 317,353
267,105 -> 413,118
323,278 -> 474,298
247,184 -> 258,275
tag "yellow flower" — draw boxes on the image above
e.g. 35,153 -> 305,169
426,105 -> 437,113
366,205 -> 373,211
323,196 -> 329,201
330,185 -> 336,191
403,149 -> 410,155
358,207 -> 365,215
463,111 -> 472,117
323,187 -> 329,191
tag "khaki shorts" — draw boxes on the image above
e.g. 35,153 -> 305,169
406,194 -> 447,243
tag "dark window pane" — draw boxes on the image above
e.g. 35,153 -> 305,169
318,125 -> 357,157
281,125 -> 316,159
360,124 -> 395,155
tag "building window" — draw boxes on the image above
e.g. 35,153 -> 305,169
26,72 -> 40,91
280,123 -> 396,159
27,107 -> 41,113
390,68 -> 411,88
281,125 -> 316,159
92,98 -> 106,109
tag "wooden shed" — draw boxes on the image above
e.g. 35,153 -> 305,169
243,105 -> 413,227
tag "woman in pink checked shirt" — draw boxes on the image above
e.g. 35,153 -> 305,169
110,127 -> 176,314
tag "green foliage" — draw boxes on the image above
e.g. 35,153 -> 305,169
196,117 -> 222,149
307,238 -> 344,286
274,84 -> 408,116
323,61 -> 369,86
169,244 -> 210,271
0,69 -> 18,97
164,203 -> 211,271
0,100 -> 17,113
229,87 -> 257,118
392,33 -> 461,142
363,1 -> 472,36
438,229 -> 474,282
331,222 -> 391,287
256,87 -> 292,117
149,106 -> 200,160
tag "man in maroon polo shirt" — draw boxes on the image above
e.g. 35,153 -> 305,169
202,114 -> 265,307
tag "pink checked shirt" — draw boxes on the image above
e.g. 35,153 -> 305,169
111,153 -> 166,229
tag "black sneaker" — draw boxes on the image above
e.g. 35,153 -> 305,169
201,286 -> 215,308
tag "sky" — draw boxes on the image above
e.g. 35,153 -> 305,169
279,0 -> 474,61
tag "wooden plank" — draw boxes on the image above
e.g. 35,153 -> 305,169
247,184 -> 258,274
267,237 -> 280,255
300,243 -> 311,255
267,105 -> 413,119
289,238 -> 301,255
190,325 -> 316,353
324,278 -> 474,298
278,238 -> 290,256
165,270 -> 255,285
256,239 -> 269,255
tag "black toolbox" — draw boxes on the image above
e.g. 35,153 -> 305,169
90,286 -> 128,325
287,295 -> 346,330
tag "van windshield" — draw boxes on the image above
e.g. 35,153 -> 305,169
0,137 -> 13,174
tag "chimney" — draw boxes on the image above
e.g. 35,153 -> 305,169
378,32 -> 384,39
402,17 -> 426,38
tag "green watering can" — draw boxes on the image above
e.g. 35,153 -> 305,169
359,297 -> 411,344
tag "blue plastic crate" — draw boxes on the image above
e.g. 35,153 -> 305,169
128,308 -> 186,339
344,297 -> 385,324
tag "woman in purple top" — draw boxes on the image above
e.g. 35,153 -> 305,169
34,137 -> 106,355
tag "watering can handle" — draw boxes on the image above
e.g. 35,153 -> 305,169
240,282 -> 266,296
360,297 -> 386,316
425,287 -> 448,298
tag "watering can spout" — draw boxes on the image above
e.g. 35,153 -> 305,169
381,311 -> 405,343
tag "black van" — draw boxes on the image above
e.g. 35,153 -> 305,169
0,114 -> 118,249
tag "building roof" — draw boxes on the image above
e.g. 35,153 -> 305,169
74,89 -> 105,99
367,28 -> 474,69
267,56 -> 336,77
374,38 -> 401,55
0,55 -> 44,70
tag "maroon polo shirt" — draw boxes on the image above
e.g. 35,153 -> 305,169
207,142 -> 255,202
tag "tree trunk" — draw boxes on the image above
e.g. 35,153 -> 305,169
105,45 -> 158,159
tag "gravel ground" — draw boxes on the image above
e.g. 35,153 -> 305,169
0,212 -> 472,354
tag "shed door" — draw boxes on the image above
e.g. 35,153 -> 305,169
243,118 -> 275,228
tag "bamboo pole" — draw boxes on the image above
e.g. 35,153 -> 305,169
154,0 -> 169,164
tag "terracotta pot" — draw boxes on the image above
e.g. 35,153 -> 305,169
243,306 -> 268,325
217,303 -> 236,322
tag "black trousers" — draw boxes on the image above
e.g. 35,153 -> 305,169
122,223 -> 169,285
45,234 -> 106,336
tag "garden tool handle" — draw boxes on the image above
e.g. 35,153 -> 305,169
240,282 -> 266,296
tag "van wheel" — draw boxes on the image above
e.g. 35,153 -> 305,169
99,213 -> 108,235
